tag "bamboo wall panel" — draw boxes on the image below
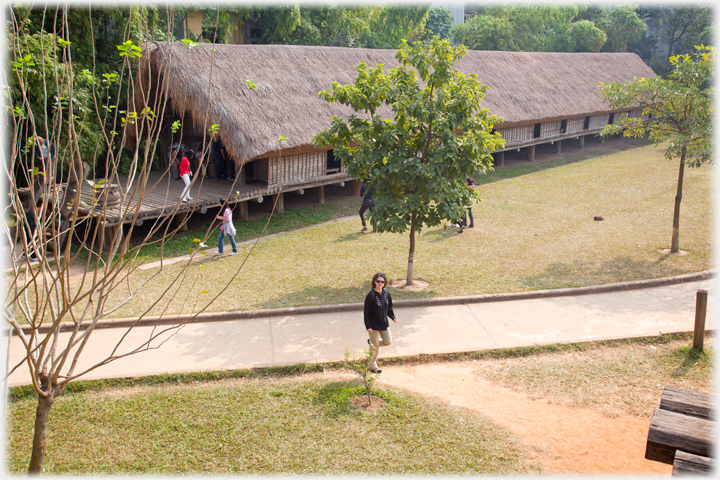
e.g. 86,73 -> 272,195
540,120 -> 562,138
589,114 -> 609,129
498,125 -> 533,143
566,117 -> 585,133
268,151 -> 324,186
629,108 -> 647,119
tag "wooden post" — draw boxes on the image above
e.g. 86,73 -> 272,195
316,185 -> 325,204
175,213 -> 188,232
101,224 -> 123,254
499,151 -> 505,167
275,193 -> 284,214
554,140 -> 562,154
528,145 -> 535,161
237,201 -> 249,221
578,135 -> 585,148
693,289 -> 708,350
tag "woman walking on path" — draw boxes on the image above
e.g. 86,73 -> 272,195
216,198 -> 237,255
363,272 -> 398,373
180,154 -> 193,202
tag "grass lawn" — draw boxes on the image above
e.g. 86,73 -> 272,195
80,141 -> 712,318
5,333 -> 711,474
6,378 -> 538,475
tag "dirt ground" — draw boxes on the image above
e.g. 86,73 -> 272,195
375,361 -> 673,476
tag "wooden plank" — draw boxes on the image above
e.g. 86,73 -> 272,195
660,386 -> 714,420
646,408 -> 716,464
672,450 -> 715,476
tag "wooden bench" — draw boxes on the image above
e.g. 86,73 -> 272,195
646,386 -> 716,476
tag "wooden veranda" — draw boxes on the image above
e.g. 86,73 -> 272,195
19,170 -> 354,253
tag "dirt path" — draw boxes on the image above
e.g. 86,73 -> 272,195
377,362 -> 672,476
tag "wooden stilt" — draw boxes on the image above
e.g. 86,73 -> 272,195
237,201 -> 249,221
578,135 -> 585,148
317,185 -> 325,204
175,213 -> 188,232
528,145 -> 536,161
555,140 -> 562,154
275,193 -> 284,214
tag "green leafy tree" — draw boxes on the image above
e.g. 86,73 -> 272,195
253,4 -> 427,49
314,38 -> 504,285
600,46 -> 714,253
630,6 -> 713,76
600,5 -> 646,53
452,14 -> 517,51
554,19 -> 607,53
423,7 -> 454,41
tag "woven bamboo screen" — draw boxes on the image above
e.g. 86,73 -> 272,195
628,108 -> 647,119
268,151 -> 325,186
566,117 -> 585,133
588,114 -> 610,129
498,125 -> 533,143
540,120 -> 562,137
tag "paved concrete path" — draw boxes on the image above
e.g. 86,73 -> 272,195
4,277 -> 714,387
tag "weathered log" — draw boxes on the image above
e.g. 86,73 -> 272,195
660,386 -> 714,420
672,450 -> 715,476
646,408 -> 715,464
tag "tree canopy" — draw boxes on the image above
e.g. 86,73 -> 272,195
453,5 -> 646,54
313,38 -> 504,284
600,45 -> 714,253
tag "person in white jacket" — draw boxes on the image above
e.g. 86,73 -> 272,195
216,198 -> 237,255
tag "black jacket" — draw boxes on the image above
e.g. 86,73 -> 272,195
364,288 -> 395,331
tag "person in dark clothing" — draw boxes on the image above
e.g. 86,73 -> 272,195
20,201 -> 41,262
465,177 -> 475,229
359,180 -> 375,231
168,143 -> 184,180
212,140 -> 225,180
363,272 -> 398,373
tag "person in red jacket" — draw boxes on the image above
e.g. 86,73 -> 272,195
180,154 -> 193,202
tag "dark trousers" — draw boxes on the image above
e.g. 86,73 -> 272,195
359,202 -> 373,227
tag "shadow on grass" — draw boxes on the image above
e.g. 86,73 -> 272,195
248,282 -> 440,311
420,225 -> 458,243
315,381 -> 366,418
521,255 -> 687,291
670,346 -> 712,378
333,230 -> 367,243
248,285 -> 368,310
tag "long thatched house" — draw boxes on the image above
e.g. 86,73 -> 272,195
127,42 -> 656,218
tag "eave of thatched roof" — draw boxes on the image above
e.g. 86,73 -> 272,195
128,42 -> 656,163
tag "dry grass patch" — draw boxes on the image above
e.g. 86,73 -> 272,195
472,335 -> 714,418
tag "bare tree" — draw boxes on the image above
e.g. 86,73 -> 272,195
3,5 -> 267,473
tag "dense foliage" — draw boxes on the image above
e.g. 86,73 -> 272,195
453,5 -> 638,53
313,38 -> 504,283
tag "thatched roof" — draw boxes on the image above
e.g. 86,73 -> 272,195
129,42 -> 655,163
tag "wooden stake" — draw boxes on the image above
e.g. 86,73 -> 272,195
693,289 -> 708,350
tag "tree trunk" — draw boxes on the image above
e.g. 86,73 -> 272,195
406,212 -> 417,286
671,148 -> 686,253
29,393 -> 54,474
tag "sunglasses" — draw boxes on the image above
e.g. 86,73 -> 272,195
375,279 -> 385,284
